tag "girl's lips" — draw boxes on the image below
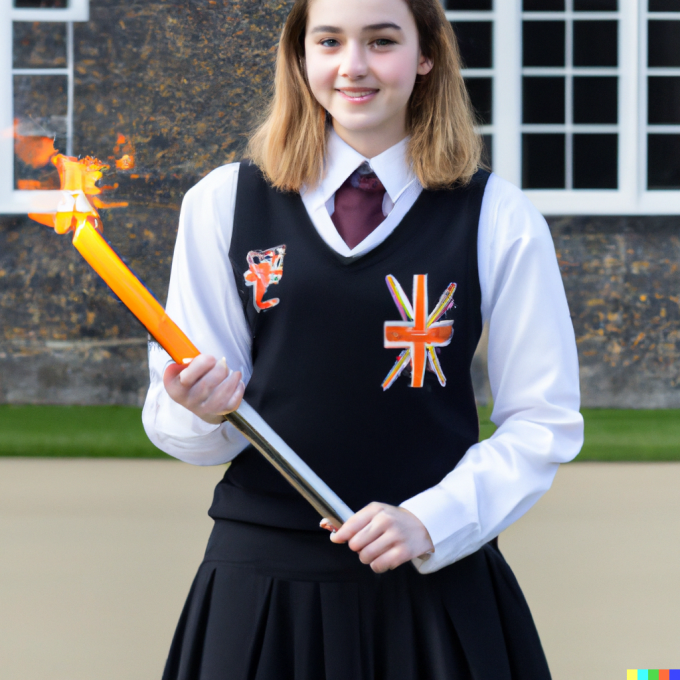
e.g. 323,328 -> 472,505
336,88 -> 378,103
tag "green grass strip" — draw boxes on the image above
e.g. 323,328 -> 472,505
1,404 -> 680,461
0,404 -> 166,458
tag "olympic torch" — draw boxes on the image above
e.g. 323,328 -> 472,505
30,154 -> 352,530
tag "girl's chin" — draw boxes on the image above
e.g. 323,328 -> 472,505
332,119 -> 390,137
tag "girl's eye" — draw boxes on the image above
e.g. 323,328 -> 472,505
320,38 -> 340,48
373,38 -> 396,47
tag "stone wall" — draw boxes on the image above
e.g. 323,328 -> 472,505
1,0 -> 291,406
551,216 -> 680,408
2,0 -> 679,408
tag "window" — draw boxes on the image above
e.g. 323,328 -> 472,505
444,0 -> 496,167
644,1 -> 680,190
0,0 -> 88,214
446,0 -> 680,215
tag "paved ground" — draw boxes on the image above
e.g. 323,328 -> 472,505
0,459 -> 678,680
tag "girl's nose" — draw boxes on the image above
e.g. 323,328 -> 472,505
339,41 -> 369,80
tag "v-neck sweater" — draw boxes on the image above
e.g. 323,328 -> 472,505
142,140 -> 583,574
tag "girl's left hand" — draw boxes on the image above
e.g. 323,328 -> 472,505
329,503 -> 434,573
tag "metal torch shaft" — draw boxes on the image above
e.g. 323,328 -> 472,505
227,401 -> 354,528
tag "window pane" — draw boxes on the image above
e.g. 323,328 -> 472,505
574,0 -> 617,9
648,77 -> 680,124
522,134 -> 565,188
14,1 -> 68,6
446,0 -> 492,9
13,75 -> 67,190
648,22 -> 680,68
13,22 -> 67,69
649,1 -> 680,10
573,21 -> 618,67
648,134 -> 680,189
574,77 -> 618,124
523,0 -> 565,10
451,22 -> 493,69
465,78 -> 493,125
523,21 -> 565,67
523,77 -> 565,123
573,134 -> 618,188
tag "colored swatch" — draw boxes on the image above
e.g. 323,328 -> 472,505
628,671 -> 680,680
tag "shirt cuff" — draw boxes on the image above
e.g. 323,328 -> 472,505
155,394 -> 223,438
399,466 -> 480,574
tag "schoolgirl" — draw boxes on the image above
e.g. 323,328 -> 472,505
143,0 -> 584,677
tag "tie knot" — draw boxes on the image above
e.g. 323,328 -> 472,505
347,163 -> 385,194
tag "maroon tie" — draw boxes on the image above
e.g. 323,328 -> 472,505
331,165 -> 387,249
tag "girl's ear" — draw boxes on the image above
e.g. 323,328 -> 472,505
417,53 -> 433,76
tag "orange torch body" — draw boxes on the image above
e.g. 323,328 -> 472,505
72,221 -> 199,364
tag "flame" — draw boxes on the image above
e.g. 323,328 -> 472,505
28,154 -> 128,234
14,130 -> 59,168
112,133 -> 135,171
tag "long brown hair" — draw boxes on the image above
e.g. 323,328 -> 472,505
246,0 -> 482,192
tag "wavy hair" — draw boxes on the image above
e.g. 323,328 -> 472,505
246,0 -> 482,192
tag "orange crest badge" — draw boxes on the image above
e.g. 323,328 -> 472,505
244,245 -> 286,312
382,274 -> 456,390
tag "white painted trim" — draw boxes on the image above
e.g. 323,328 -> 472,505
527,189 -> 680,215
10,0 -> 88,22
0,0 -> 14,211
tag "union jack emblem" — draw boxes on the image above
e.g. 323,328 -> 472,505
382,274 -> 456,390
243,245 -> 286,312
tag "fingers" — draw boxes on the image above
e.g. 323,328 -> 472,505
162,354 -> 245,422
180,355 -> 221,388
163,362 -> 185,384
204,370 -> 245,415
368,545 -> 412,574
356,531 -> 397,565
348,512 -> 391,552
331,502 -> 385,544
330,503 -> 434,573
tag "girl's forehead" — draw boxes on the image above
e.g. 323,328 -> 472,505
306,0 -> 414,31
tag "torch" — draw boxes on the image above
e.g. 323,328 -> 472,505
30,154 -> 352,530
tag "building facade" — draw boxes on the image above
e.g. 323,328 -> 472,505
0,0 -> 679,407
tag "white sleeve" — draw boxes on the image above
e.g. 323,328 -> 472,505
142,163 -> 254,466
400,173 -> 584,574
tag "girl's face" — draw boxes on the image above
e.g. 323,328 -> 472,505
304,0 -> 433,158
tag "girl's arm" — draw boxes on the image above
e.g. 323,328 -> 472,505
142,163 -> 254,465
399,173 -> 584,574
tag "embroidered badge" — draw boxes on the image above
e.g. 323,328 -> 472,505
382,274 -> 456,390
243,245 -> 286,312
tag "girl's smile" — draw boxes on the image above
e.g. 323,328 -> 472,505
336,87 -> 379,103
304,0 -> 432,158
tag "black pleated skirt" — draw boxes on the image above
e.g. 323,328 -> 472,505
162,519 -> 551,680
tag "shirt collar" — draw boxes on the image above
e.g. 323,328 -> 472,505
303,129 -> 417,210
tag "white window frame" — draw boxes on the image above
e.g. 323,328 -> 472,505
0,0 -> 88,215
447,0 -> 680,215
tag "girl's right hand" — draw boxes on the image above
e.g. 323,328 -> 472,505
163,355 -> 245,425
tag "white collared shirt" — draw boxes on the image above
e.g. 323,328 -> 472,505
142,131 -> 584,574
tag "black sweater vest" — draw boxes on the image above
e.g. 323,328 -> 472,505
209,163 -> 490,529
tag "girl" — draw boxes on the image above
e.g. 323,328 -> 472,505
143,0 -> 583,677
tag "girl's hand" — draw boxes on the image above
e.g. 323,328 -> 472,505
163,354 -> 245,425
329,502 -> 434,573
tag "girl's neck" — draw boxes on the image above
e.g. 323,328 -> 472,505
331,118 -> 408,159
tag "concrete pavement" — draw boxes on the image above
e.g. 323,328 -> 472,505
0,459 -> 678,679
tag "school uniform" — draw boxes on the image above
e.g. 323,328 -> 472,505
143,131 -> 584,679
